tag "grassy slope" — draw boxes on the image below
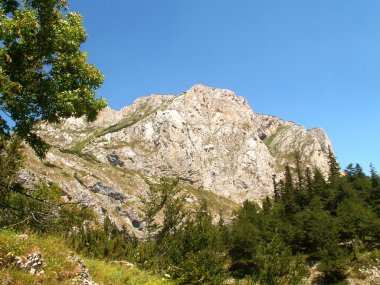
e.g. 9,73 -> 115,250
0,230 -> 173,285
69,96 -> 175,154
263,125 -> 315,172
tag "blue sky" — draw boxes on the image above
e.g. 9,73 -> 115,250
70,0 -> 380,171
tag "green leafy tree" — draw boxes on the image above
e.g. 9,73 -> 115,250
0,135 -> 22,199
0,0 -> 106,157
0,0 -> 105,228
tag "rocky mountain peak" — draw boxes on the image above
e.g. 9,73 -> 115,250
27,85 -> 334,232
184,84 -> 249,107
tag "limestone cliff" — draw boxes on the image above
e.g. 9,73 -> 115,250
25,84 -> 334,232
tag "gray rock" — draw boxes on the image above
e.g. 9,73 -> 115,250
68,254 -> 100,285
26,84 -> 335,231
90,182 -> 126,202
106,153 -> 125,167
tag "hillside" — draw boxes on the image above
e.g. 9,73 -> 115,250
21,84 -> 333,232
0,230 -> 172,285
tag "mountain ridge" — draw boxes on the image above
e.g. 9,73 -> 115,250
24,84 -> 333,232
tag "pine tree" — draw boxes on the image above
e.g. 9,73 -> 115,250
369,164 -> 380,217
354,163 -> 365,178
312,168 -> 328,202
305,167 -> 313,198
327,146 -> 340,183
262,196 -> 272,214
281,165 -> 301,217
283,165 -> 294,200
273,174 -> 280,202
294,151 -> 304,189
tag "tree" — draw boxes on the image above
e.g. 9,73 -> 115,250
0,135 -> 22,198
305,167 -> 313,197
254,234 -> 309,285
229,201 -> 261,261
294,151 -> 304,189
283,164 -> 294,197
327,146 -> 340,183
280,165 -> 300,217
273,174 -> 280,202
312,168 -> 328,204
0,0 -> 106,157
337,198 -> 377,241
293,203 -> 338,255
139,177 -> 185,241
369,164 -> 380,217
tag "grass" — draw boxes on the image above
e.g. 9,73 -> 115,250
263,124 -> 318,172
179,182 -> 239,215
67,95 -> 176,154
0,230 -> 77,284
68,100 -> 157,154
0,230 -> 174,285
263,125 -> 292,149
58,148 -> 99,163
84,258 -> 174,285
43,161 -> 58,168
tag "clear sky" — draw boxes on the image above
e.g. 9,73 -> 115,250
70,0 -> 380,172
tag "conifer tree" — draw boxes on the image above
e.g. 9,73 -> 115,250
312,168 -> 328,202
354,163 -> 365,178
369,164 -> 380,217
283,164 -> 294,199
305,167 -> 313,198
294,151 -> 304,189
327,146 -> 340,183
272,174 -> 280,202
262,196 -> 272,214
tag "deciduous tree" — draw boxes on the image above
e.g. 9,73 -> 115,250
0,0 -> 106,157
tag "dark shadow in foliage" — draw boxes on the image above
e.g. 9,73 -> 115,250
228,259 -> 257,278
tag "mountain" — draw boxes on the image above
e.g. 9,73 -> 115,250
22,84 -> 333,233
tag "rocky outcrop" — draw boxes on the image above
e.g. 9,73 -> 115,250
14,252 -> 45,276
68,254 -> 100,285
25,84 -> 334,229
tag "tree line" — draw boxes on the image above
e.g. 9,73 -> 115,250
4,149 -> 376,284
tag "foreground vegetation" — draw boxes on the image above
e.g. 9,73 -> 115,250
0,230 -> 172,285
1,142 -> 380,284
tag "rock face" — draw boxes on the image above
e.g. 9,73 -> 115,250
26,84 -> 334,230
